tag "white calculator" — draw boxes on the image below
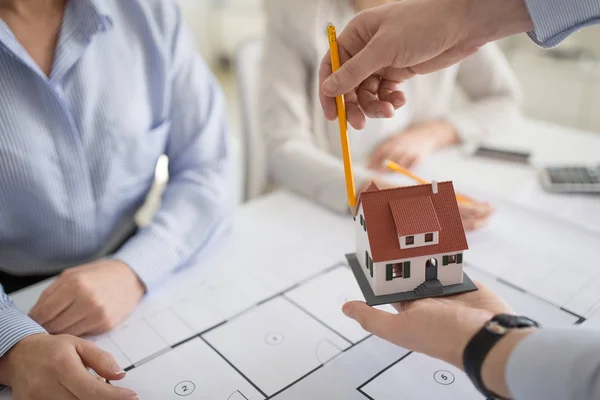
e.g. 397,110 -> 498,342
539,166 -> 600,193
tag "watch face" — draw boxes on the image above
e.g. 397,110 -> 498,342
493,314 -> 539,329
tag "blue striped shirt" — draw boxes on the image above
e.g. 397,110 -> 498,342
0,0 -> 230,357
525,0 -> 600,47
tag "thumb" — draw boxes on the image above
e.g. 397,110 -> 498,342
342,301 -> 399,343
322,44 -> 383,97
75,338 -> 127,381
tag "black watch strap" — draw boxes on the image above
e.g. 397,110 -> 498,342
463,314 -> 539,400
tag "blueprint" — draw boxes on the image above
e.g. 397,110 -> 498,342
2,191 -> 595,399
466,192 -> 600,318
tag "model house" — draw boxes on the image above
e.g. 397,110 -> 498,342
347,181 -> 476,304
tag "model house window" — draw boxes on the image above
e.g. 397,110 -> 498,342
425,233 -> 434,242
443,254 -> 463,265
360,215 -> 366,232
386,261 -> 411,281
405,235 -> 414,245
365,251 -> 374,275
392,263 -> 403,278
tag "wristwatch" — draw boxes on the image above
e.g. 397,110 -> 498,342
463,314 -> 540,400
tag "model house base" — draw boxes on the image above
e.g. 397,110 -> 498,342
346,253 -> 478,306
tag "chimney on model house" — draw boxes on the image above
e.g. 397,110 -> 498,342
431,180 -> 438,194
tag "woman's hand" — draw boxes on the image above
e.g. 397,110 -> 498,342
459,201 -> 493,231
368,121 -> 459,170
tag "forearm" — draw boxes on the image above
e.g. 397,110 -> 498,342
465,0 -> 533,46
269,140 -> 376,213
115,160 -> 231,290
422,120 -> 459,149
467,0 -> 600,48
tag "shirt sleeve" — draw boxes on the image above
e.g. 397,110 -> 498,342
524,0 -> 600,47
260,0 -> 377,214
0,285 -> 46,358
507,328 -> 600,400
114,3 -> 231,291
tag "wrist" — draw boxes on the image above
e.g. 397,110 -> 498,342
464,0 -> 534,45
427,121 -> 459,149
113,260 -> 146,296
0,333 -> 47,386
481,328 -> 537,398
446,309 -> 495,369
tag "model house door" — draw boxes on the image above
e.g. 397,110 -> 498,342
426,258 -> 438,281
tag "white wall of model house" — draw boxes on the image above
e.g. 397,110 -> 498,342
355,204 -> 464,296
371,254 -> 464,296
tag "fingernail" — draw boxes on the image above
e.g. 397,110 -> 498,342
376,112 -> 385,118
323,76 -> 339,94
112,363 -> 126,376
342,303 -> 352,317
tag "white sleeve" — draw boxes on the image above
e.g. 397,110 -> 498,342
506,328 -> 600,400
259,0 -> 376,213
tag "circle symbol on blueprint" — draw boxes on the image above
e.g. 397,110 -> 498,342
265,332 -> 285,345
433,370 -> 455,385
174,381 -> 196,396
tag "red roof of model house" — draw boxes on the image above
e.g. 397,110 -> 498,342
358,181 -> 468,262
390,196 -> 441,236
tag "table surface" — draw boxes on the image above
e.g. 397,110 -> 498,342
12,118 -> 600,309
5,118 -> 600,400
417,118 -> 600,196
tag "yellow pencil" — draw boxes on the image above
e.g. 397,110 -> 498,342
327,23 -> 357,209
384,160 -> 474,205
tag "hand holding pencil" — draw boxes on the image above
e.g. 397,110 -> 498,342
326,24 -> 486,228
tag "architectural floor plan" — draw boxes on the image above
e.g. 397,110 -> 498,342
0,192 -> 593,399
66,264 -> 582,399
